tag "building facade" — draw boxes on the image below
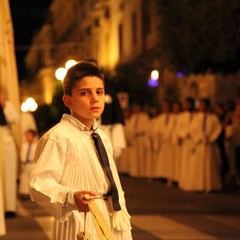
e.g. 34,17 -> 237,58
22,0 -> 161,105
21,0 -> 240,109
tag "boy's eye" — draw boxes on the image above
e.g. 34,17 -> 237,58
79,89 -> 104,96
97,89 -> 104,95
80,90 -> 89,96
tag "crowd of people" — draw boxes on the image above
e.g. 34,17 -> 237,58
1,70 -> 240,237
117,97 -> 240,193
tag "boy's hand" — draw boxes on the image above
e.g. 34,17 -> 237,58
73,191 -> 97,212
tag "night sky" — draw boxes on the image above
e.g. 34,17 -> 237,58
9,0 -> 51,81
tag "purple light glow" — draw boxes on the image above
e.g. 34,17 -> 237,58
148,78 -> 159,87
177,72 -> 184,78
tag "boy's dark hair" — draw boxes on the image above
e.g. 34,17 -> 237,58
63,61 -> 104,96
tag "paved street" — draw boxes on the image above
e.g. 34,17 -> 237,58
1,174 -> 240,240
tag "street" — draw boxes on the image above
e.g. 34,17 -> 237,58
1,174 -> 240,240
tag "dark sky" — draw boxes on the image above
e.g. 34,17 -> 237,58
9,0 -> 51,80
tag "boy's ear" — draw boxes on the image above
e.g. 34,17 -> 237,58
62,95 -> 71,107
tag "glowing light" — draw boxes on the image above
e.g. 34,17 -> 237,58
177,72 -> 184,78
148,70 -> 159,88
148,78 -> 159,87
21,102 -> 28,112
65,59 -> 77,70
105,94 -> 113,104
151,70 -> 159,80
21,97 -> 38,112
55,67 -> 67,81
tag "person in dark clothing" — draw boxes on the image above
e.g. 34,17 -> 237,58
214,102 -> 229,185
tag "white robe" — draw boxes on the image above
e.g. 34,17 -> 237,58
127,112 -> 149,177
189,112 -> 222,192
177,111 -> 196,190
171,113 -> 182,182
144,116 -> 160,178
19,140 -> 37,195
2,101 -> 19,212
29,114 -> 132,240
154,113 -> 174,179
98,123 -> 126,160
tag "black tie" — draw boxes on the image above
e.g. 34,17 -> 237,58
91,132 -> 121,211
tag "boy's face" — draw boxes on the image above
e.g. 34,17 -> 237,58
63,76 -> 105,128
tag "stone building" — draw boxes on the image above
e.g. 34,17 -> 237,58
21,0 -> 240,109
21,0 -> 162,105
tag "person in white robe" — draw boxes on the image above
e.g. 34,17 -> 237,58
154,101 -> 174,182
127,103 -> 149,177
29,61 -> 132,240
0,88 -> 19,218
19,129 -> 38,196
145,105 -> 160,179
170,101 -> 183,184
177,97 -> 197,191
189,98 -> 222,192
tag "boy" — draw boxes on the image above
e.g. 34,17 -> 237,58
29,61 -> 132,239
19,129 -> 38,197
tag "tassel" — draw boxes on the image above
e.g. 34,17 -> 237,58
112,209 -> 132,231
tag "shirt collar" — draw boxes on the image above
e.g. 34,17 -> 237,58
62,114 -> 98,132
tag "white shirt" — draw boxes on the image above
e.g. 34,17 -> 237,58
29,114 -> 132,240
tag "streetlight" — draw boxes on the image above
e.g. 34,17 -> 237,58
21,97 -> 38,112
55,67 -> 67,81
65,59 -> 77,70
148,70 -> 159,87
151,70 -> 159,80
55,59 -> 78,81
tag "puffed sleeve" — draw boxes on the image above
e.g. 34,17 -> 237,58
29,135 -> 77,222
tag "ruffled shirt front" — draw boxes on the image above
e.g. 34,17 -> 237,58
29,114 -> 132,240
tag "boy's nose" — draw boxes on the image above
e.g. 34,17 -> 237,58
91,94 -> 99,103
